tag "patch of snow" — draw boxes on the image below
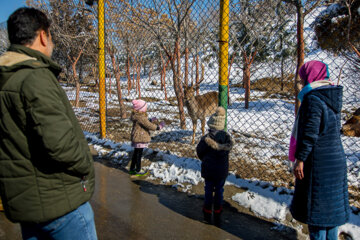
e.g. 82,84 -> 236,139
232,191 -> 289,221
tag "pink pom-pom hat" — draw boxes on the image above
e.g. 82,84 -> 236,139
132,99 -> 147,112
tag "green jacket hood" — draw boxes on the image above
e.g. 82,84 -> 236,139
0,44 -> 61,77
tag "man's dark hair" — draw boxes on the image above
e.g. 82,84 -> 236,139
7,7 -> 50,45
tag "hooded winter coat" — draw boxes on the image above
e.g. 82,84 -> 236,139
130,110 -> 158,143
0,45 -> 95,223
290,85 -> 349,227
196,129 -> 233,181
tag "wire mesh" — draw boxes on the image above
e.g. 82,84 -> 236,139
0,22 -> 8,55
21,0 -> 360,207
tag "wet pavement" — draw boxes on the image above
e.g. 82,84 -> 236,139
0,161 -> 299,240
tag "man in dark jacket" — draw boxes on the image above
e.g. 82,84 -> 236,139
196,106 -> 233,226
0,8 -> 97,239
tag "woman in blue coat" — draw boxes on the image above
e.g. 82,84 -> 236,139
289,60 -> 349,240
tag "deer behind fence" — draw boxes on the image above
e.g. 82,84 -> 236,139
183,82 -> 219,145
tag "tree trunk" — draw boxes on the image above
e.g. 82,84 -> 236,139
136,54 -> 143,98
132,55 -> 137,93
195,54 -> 199,95
281,57 -> 285,91
143,61 -> 147,76
243,63 -> 251,109
174,39 -> 186,129
160,51 -> 165,91
148,60 -> 154,83
280,34 -> 284,91
190,55 -> 195,86
108,73 -> 112,99
157,38 -> 185,128
109,49 -> 127,118
242,50 -> 257,109
176,40 -> 182,91
79,58 -> 83,84
162,59 -> 169,101
72,61 -> 81,107
159,51 -> 169,100
92,67 -> 98,88
160,65 -> 164,91
68,49 -> 84,108
126,56 -> 131,95
184,46 -> 189,87
295,2 -> 305,115
228,53 -> 236,105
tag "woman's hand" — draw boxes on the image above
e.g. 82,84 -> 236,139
293,159 -> 304,180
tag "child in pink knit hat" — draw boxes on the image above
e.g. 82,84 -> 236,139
129,99 -> 165,176
132,99 -> 147,112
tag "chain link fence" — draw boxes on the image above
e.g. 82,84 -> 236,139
22,0 -> 360,207
0,22 -> 8,55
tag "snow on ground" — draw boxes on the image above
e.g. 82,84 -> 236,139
85,131 -> 360,239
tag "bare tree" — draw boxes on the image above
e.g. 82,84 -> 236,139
27,0 -> 98,107
108,44 -> 127,118
123,0 -> 197,130
159,47 -> 169,100
283,0 -> 325,113
189,3 -> 218,96
230,0 -> 285,109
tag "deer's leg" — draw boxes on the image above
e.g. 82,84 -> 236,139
201,119 -> 205,136
192,121 -> 196,145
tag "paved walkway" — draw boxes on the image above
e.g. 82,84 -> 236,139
0,161 -> 299,240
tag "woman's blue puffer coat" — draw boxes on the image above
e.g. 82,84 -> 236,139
290,86 -> 350,227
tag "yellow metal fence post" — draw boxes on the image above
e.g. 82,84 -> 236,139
219,0 -> 229,131
98,0 -> 106,138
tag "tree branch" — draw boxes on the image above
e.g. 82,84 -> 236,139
304,0 -> 323,16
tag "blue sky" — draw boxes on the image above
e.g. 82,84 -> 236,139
0,0 -> 26,23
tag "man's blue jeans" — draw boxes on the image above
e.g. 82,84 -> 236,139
308,225 -> 338,240
21,202 -> 97,240
204,179 -> 226,209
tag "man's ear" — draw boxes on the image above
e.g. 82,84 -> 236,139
39,30 -> 48,47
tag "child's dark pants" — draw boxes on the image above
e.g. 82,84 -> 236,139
130,148 -> 143,172
204,178 -> 226,209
